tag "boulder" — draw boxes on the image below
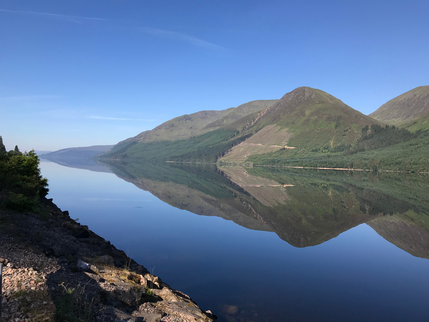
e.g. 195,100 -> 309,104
155,301 -> 213,322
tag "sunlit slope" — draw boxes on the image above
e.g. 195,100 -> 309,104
370,85 -> 429,130
221,87 -> 379,163
102,100 -> 276,160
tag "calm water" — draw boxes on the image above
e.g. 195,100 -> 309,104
40,160 -> 429,322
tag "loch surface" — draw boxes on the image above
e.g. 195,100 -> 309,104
40,160 -> 429,322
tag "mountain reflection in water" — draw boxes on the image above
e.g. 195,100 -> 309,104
42,158 -> 429,321
97,160 -> 429,259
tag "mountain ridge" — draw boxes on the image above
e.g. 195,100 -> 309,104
370,85 -> 429,129
100,86 -> 428,171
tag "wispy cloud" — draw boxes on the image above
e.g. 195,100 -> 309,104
87,115 -> 156,121
0,8 -> 106,23
0,9 -> 223,50
0,95 -> 61,101
141,27 -> 224,51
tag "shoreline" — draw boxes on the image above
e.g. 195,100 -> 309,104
161,160 -> 429,175
0,197 -> 216,322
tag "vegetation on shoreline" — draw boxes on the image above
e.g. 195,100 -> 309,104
0,136 -> 49,211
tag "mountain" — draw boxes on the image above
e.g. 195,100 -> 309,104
34,150 -> 52,156
101,87 -> 379,163
369,85 -> 429,130
42,145 -> 114,161
220,87 -> 379,163
224,87 -> 428,172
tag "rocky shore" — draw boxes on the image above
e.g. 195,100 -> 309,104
0,198 -> 217,322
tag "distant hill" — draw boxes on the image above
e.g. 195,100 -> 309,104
369,86 -> 429,130
35,150 -> 52,156
42,145 -> 114,161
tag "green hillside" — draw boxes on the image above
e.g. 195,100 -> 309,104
370,85 -> 429,130
401,112 -> 429,132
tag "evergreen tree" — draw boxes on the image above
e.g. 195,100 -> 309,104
0,139 -> 48,211
0,136 -> 6,154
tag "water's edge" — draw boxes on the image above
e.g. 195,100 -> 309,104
0,197 -> 217,321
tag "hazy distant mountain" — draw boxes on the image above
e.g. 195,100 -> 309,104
370,85 -> 429,130
42,145 -> 114,160
35,150 -> 52,156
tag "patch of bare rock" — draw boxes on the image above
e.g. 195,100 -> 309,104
0,198 -> 216,322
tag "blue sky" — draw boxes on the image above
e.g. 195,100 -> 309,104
1,0 -> 428,151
